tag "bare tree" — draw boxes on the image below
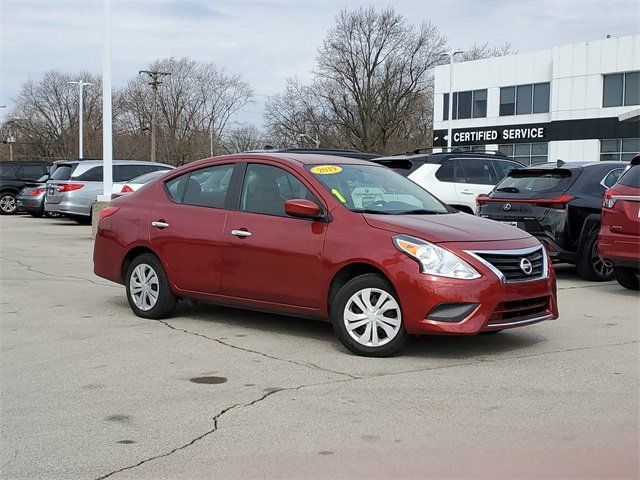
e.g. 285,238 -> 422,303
223,124 -> 265,153
460,42 -> 515,62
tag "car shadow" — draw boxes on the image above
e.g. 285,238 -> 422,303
164,300 -> 547,359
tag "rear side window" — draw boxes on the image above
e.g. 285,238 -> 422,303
165,164 -> 234,208
75,166 -> 103,181
498,169 -> 574,193
373,159 -> 420,177
457,158 -> 499,185
601,168 -> 624,188
114,164 -> 157,182
618,165 -> 640,188
50,164 -> 77,180
435,160 -> 454,182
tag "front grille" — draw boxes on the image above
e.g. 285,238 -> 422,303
471,246 -> 545,282
488,296 -> 551,325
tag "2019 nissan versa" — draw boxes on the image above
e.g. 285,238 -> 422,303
94,153 -> 558,356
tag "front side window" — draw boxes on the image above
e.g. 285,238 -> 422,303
241,163 -> 318,217
600,138 -> 640,162
603,71 -> 639,107
309,164 -> 449,214
76,166 -> 103,181
165,164 -> 233,208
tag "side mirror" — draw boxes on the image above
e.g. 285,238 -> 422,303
284,199 -> 322,219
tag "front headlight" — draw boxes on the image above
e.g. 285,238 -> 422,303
393,234 -> 481,280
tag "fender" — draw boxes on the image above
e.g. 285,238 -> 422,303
577,213 -> 601,253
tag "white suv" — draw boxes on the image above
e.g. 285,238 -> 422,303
372,151 -> 523,214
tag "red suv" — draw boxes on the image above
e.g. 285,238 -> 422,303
93,153 -> 558,356
599,155 -> 640,290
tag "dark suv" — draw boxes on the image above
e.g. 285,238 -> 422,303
0,161 -> 52,215
477,161 -> 628,281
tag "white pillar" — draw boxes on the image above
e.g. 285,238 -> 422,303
99,0 -> 113,201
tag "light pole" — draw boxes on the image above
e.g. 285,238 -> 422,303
440,50 -> 464,149
68,80 -> 94,159
298,133 -> 320,148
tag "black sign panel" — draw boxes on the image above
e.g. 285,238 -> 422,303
433,117 -> 640,147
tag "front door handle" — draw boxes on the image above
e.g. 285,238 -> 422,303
231,229 -> 252,238
460,190 -> 475,195
151,220 -> 170,229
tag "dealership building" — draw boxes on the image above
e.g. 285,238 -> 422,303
433,34 -> 640,164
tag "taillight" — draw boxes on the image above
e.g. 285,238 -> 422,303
602,188 -> 619,209
29,188 -> 44,196
533,194 -> 575,210
474,194 -> 575,210
98,206 -> 120,223
57,183 -> 84,192
476,194 -> 490,207
121,185 -> 134,193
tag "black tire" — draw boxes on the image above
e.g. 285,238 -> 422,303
0,192 -> 18,215
615,267 -> 640,290
576,231 -> 614,281
125,253 -> 177,319
69,214 -> 91,225
330,273 -> 409,357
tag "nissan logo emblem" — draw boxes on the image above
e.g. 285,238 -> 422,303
519,258 -> 533,275
503,203 -> 512,211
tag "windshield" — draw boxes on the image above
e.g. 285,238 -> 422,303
50,163 -> 77,181
496,169 -> 574,194
308,164 -> 449,214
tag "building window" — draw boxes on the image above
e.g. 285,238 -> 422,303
498,143 -> 548,166
500,82 -> 550,116
451,145 -> 488,152
603,71 -> 640,107
600,138 -> 640,161
443,89 -> 488,120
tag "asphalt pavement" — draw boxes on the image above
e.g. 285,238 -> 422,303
1,215 -> 638,479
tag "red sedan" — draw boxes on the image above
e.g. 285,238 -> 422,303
599,155 -> 640,290
93,153 -> 558,356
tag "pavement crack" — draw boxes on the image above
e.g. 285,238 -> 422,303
95,379 -> 349,480
0,256 -> 120,288
157,319 -> 360,380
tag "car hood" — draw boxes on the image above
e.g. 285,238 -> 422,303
363,212 -> 531,243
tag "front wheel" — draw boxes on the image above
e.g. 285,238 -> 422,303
0,192 -> 18,215
576,231 -> 614,281
615,267 -> 640,290
125,253 -> 177,319
330,273 -> 409,357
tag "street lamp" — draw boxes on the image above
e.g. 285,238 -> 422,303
440,50 -> 465,150
68,80 -> 94,159
298,133 -> 320,148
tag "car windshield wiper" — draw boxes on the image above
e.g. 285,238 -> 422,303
496,186 -> 520,193
353,208 -> 392,215
396,209 -> 445,215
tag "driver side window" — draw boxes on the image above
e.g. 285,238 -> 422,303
241,164 -> 318,217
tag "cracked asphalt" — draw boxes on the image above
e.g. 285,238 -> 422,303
1,215 -> 638,479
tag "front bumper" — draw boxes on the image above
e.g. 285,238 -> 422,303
391,239 -> 558,335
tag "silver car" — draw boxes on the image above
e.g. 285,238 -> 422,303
45,160 -> 172,224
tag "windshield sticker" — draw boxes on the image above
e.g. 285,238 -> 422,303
311,165 -> 343,175
331,188 -> 347,203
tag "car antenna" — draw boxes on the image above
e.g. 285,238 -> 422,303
557,159 -> 566,167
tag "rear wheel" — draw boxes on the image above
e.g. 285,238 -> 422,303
576,231 -> 614,281
125,253 -> 177,319
330,273 -> 409,357
614,267 -> 640,290
0,192 -> 18,215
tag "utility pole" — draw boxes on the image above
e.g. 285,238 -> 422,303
68,80 -> 94,159
139,70 -> 170,162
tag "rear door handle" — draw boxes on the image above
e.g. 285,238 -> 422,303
151,220 -> 170,229
460,190 -> 475,195
231,229 -> 252,238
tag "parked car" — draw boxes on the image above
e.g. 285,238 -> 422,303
17,175 -> 60,218
94,153 -> 558,357
599,155 -> 640,290
477,161 -> 628,281
45,160 -> 173,224
371,150 -> 523,214
0,161 -> 52,215
111,169 -> 174,196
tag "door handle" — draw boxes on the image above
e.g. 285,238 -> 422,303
460,190 -> 475,195
231,229 -> 252,238
151,220 -> 170,229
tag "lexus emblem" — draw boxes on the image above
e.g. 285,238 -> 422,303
519,258 -> 533,275
503,203 -> 512,211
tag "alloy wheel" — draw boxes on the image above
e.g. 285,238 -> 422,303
343,288 -> 401,347
0,195 -> 17,214
591,241 -> 613,279
129,263 -> 160,311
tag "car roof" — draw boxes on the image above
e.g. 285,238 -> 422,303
54,159 -> 160,165
244,148 -> 380,160
374,151 -> 514,164
522,161 -> 627,170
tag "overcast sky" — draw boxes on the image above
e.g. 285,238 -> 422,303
1,0 -> 639,126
